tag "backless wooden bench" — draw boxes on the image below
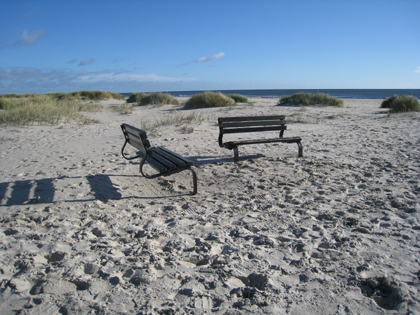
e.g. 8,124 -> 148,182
121,123 -> 197,195
218,115 -> 303,162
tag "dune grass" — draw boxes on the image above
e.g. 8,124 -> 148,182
126,92 -> 148,103
127,92 -> 179,106
183,92 -> 235,109
141,111 -> 206,135
380,95 -> 420,113
0,94 -> 102,126
112,103 -> 134,114
278,92 -> 343,107
46,90 -> 125,101
226,94 -> 250,103
139,92 -> 179,106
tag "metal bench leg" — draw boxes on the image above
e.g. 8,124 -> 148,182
297,142 -> 303,157
190,168 -> 198,195
233,147 -> 239,163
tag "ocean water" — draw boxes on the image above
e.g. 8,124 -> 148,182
121,89 -> 420,100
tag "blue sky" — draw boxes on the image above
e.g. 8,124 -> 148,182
1,0 -> 419,94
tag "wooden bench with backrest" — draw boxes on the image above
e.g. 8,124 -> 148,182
218,115 -> 303,162
121,123 -> 197,195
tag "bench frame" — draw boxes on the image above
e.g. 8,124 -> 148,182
218,115 -> 303,162
121,123 -> 197,195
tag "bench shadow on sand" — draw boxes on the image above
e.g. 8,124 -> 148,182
0,153 -> 265,206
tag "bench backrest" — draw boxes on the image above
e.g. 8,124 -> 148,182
218,115 -> 287,145
121,123 -> 150,156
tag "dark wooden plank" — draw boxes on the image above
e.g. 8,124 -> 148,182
126,138 -> 144,153
148,153 -> 177,171
150,148 -> 187,168
156,147 -> 194,166
222,126 -> 287,134
220,120 -> 286,128
224,137 -> 301,146
122,123 -> 145,135
218,115 -> 285,122
121,123 -> 150,155
145,156 -> 168,173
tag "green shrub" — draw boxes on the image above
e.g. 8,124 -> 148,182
0,93 -> 18,98
226,94 -> 250,103
138,92 -> 179,106
0,94 -> 101,126
126,92 -> 147,103
113,103 -> 134,114
380,95 -> 420,113
0,98 -> 14,110
183,92 -> 235,109
71,90 -> 125,100
47,92 -> 75,101
278,92 -> 343,107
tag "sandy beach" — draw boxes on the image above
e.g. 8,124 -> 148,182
0,97 -> 419,314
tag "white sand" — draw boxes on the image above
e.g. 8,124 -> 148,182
0,97 -> 419,314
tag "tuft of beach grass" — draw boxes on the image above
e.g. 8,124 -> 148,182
380,95 -> 420,113
127,92 -> 179,106
0,93 -> 104,126
183,92 -> 235,109
226,94 -> 251,103
277,92 -> 343,107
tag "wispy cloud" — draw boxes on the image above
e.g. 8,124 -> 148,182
184,52 -> 225,65
0,67 -> 196,94
79,58 -> 95,66
415,66 -> 420,73
13,29 -> 46,47
196,52 -> 225,62
67,59 -> 78,64
76,73 -> 196,83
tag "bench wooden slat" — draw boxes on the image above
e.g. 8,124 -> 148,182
144,156 -> 169,173
225,137 -> 302,146
219,115 -> 285,122
222,126 -> 287,134
220,120 -> 287,128
150,147 -> 186,168
157,147 -> 194,166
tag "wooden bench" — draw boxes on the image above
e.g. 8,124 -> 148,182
218,115 -> 303,162
121,123 -> 197,195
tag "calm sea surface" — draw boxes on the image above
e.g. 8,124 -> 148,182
121,89 -> 420,99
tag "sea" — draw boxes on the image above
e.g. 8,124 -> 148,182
121,89 -> 420,100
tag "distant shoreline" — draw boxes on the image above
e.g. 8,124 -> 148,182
121,88 -> 420,100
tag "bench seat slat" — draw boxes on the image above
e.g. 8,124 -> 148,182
157,147 -> 194,166
222,126 -> 287,134
150,147 -> 187,168
148,152 -> 177,171
135,151 -> 169,173
224,137 -> 301,147
219,115 -> 285,122
145,156 -> 169,173
220,120 -> 287,128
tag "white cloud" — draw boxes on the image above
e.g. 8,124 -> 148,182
76,73 -> 196,83
14,29 -> 46,46
79,58 -> 95,66
0,67 -> 196,94
196,52 -> 225,62
415,66 -> 420,73
184,52 -> 225,65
